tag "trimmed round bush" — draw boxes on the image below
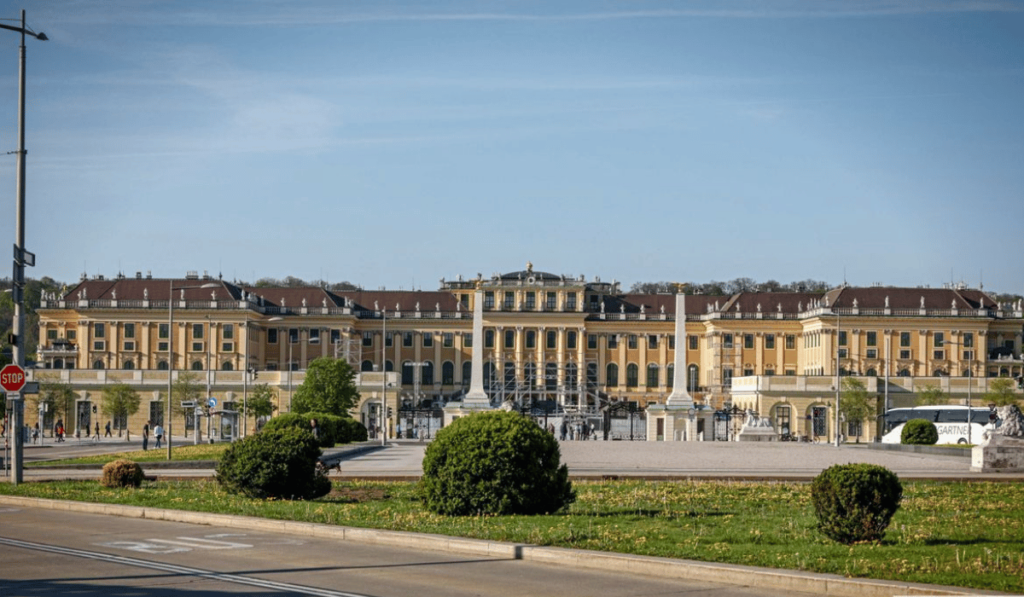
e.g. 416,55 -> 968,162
811,463 -> 903,544
421,411 -> 575,516
215,427 -> 331,500
901,418 -> 938,445
101,459 -> 144,488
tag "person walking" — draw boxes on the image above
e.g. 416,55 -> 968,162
94,422 -> 100,440
142,421 -> 150,451
104,421 -> 112,437
153,423 -> 164,448
56,421 -> 65,442
32,423 -> 39,444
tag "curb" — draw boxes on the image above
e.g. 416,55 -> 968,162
0,495 -> 1000,597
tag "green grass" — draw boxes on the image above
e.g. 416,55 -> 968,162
26,443 -> 230,466
1,479 -> 1021,592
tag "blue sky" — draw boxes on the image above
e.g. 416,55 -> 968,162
1,1 -> 1022,293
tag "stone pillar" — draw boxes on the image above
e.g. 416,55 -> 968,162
463,289 -> 489,407
649,291 -> 697,441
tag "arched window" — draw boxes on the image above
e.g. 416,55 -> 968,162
53,358 -> 64,369
422,361 -> 434,385
503,361 -> 515,384
361,360 -> 374,372
462,361 -> 471,385
865,368 -> 877,377
962,369 -> 972,378
688,364 -> 699,393
1000,367 -> 1010,377
666,364 -> 674,388
626,363 -> 639,387
221,361 -> 234,371
545,362 -> 558,390
92,360 -> 104,370
645,363 -> 659,388
385,360 -> 394,372
123,360 -> 134,370
483,362 -> 496,387
565,362 -> 578,388
933,369 -> 946,377
157,361 -> 168,371
606,363 -> 619,387
897,368 -> 911,377
402,361 -> 414,385
586,362 -> 598,385
442,361 -> 455,385
524,361 -> 537,386
191,361 -> 203,371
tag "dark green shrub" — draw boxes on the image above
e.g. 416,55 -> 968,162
215,427 -> 331,500
901,418 -> 938,445
101,459 -> 144,488
262,412 -> 364,447
421,411 -> 575,516
811,463 -> 903,544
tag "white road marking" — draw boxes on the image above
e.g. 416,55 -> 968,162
0,536 -> 371,597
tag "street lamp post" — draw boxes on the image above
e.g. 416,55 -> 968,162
166,281 -> 217,460
2,10 -> 47,487
835,309 -> 842,447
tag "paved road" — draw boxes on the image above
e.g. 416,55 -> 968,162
12,436 -> 1017,482
0,504 -> 824,597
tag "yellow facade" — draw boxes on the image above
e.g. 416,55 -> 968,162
29,269 -> 1024,441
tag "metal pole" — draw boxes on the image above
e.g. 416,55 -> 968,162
242,313 -> 248,437
381,309 -> 386,446
835,309 -> 841,447
206,317 -> 212,442
166,280 -> 174,460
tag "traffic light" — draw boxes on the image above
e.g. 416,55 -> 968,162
92,405 -> 97,414
387,407 -> 393,419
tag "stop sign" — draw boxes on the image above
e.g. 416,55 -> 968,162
0,364 -> 27,393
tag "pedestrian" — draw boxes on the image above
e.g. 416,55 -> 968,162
154,423 -> 164,448
590,422 -> 596,440
32,423 -> 39,444
310,418 -> 319,440
94,422 -> 100,440
559,420 -> 567,441
104,421 -> 112,437
56,421 -> 65,442
142,421 -> 150,451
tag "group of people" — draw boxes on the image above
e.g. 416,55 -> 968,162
557,420 -> 596,441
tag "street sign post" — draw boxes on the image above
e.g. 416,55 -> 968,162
1,364 -> 27,393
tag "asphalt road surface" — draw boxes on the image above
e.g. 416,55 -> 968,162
0,505 -> 822,597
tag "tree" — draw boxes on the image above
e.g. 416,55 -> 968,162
35,373 -> 73,435
839,377 -> 874,443
291,357 -> 359,416
171,371 -> 202,418
983,378 -> 1019,407
915,385 -> 947,407
248,383 -> 278,430
101,383 -> 142,432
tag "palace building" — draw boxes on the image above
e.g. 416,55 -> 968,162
29,264 -> 1024,443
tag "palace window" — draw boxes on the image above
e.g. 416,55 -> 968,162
362,332 -> 373,347
744,334 -> 754,349
485,330 -> 494,348
307,327 -> 318,344
403,332 -> 413,347
628,335 -> 638,349
646,363 -> 659,388
267,328 -> 278,344
567,331 -> 577,350
587,334 -> 597,349
526,330 -> 536,349
423,333 -> 433,348
94,322 -> 105,339
223,324 -> 234,341
839,331 -> 847,346
546,331 -> 557,349
607,334 -> 618,349
192,323 -> 203,339
504,330 -> 515,349
689,335 -> 698,350
866,331 -> 877,347
900,332 -> 911,347
765,334 -> 775,349
786,335 -> 796,350
289,328 -> 299,343
503,291 -> 515,310
442,361 -> 454,385
934,332 -> 944,347
626,363 -> 639,387
464,333 -> 472,348
123,323 -> 135,339
566,292 -> 577,310
525,292 -> 536,310
484,292 -> 494,309
606,363 -> 618,387
442,332 -> 453,348
385,332 -> 393,347
648,335 -> 658,350
546,292 -> 557,310
963,332 -> 974,348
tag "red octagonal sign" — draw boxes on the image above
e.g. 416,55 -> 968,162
1,363 -> 27,393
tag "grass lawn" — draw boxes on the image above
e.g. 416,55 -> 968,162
25,443 -> 231,466
1,478 -> 1021,592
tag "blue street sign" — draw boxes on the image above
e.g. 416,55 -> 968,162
207,397 -> 217,408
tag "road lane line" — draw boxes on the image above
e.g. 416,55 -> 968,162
0,536 -> 369,597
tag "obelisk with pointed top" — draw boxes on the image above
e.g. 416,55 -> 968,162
463,284 -> 490,407
665,284 -> 694,408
